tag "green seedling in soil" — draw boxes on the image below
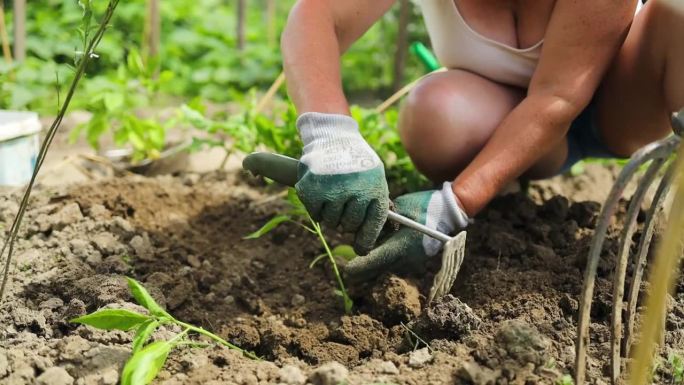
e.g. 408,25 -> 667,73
244,188 -> 355,314
668,353 -> 684,384
556,374 -> 574,385
71,277 -> 257,385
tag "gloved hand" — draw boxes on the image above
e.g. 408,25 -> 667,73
344,182 -> 470,281
296,112 -> 390,255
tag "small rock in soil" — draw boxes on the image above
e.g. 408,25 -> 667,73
378,360 -> 399,375
408,348 -> 433,368
91,232 -> 120,256
370,274 -> 421,324
186,254 -> 201,268
496,319 -> 549,366
308,362 -> 349,385
414,294 -> 481,339
130,234 -> 154,261
278,365 -> 306,385
36,366 -> 74,385
456,361 -> 499,385
291,294 -> 305,307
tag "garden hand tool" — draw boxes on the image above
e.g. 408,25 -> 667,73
242,152 -> 467,303
574,109 -> 683,385
294,112 -> 390,256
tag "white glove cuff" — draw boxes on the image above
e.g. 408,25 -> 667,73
297,112 -> 381,175
422,182 -> 471,256
440,181 -> 470,229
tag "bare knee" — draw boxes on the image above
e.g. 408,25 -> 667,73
398,71 -> 523,182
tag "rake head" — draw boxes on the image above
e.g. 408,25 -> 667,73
574,110 -> 684,385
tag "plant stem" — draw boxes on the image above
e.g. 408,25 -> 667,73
0,0 -> 120,301
310,220 -> 353,314
175,321 -> 260,360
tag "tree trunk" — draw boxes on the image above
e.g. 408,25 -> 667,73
392,0 -> 410,91
236,0 -> 246,50
12,0 -> 25,62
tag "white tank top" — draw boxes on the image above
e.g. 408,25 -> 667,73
418,0 -> 644,88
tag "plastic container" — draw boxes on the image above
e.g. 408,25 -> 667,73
0,111 -> 42,186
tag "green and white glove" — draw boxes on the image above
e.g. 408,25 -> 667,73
296,112 -> 390,255
345,182 -> 470,281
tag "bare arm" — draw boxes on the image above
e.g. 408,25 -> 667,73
281,0 -> 396,114
453,0 -> 636,215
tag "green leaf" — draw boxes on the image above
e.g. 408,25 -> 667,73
126,278 -> 170,318
132,320 -> 160,354
243,215 -> 290,239
70,309 -> 149,331
103,92 -> 124,111
121,341 -> 173,385
331,245 -> 356,261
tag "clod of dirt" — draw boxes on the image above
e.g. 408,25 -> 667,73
308,361 -> 348,385
569,201 -> 601,228
129,234 -> 154,261
278,365 -> 306,385
495,319 -> 549,366
369,275 -> 421,324
412,295 -> 481,341
91,232 -> 121,256
541,196 -> 570,221
559,294 -> 579,316
330,315 -> 389,355
486,231 -> 526,257
456,360 -> 500,385
36,366 -> 74,385
407,347 -> 433,368
377,360 -> 399,375
51,202 -> 84,230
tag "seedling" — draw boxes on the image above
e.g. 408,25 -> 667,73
244,188 -> 355,314
71,277 -> 257,385
400,322 -> 432,352
556,375 -> 574,385
668,353 -> 684,384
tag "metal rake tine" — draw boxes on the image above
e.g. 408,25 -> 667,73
428,231 -> 466,303
610,157 -> 668,385
574,135 -> 681,385
624,162 -> 677,358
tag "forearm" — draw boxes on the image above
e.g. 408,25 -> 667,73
453,96 -> 580,215
281,2 -> 349,115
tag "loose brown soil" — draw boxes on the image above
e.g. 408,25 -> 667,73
1,167 -> 683,385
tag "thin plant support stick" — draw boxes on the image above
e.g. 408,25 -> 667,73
629,141 -> 684,385
254,71 -> 286,115
0,3 -> 12,64
236,0 -> 246,51
0,0 -> 121,301
375,67 -> 447,114
392,0 -> 410,92
12,0 -> 25,61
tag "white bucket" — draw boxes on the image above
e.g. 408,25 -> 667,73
0,111 -> 42,186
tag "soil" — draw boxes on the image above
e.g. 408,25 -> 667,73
0,166 -> 682,385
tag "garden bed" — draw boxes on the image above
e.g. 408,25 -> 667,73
0,166 -> 682,385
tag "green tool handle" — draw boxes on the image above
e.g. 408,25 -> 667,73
242,152 -> 452,243
410,42 -> 440,72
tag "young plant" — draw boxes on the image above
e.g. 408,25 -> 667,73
71,277 -> 257,385
244,189 -> 355,314
556,374 -> 574,385
668,353 -> 684,384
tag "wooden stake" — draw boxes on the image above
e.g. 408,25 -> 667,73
392,0 -> 410,91
12,0 -> 25,62
0,3 -> 12,65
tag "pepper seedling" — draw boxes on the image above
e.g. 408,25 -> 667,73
244,188 -> 355,314
71,277 -> 258,385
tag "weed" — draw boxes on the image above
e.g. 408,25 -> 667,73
556,374 -> 574,385
71,277 -> 257,385
668,353 -> 684,384
244,188 -> 354,314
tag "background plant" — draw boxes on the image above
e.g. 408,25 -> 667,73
244,188 -> 355,314
71,277 -> 257,385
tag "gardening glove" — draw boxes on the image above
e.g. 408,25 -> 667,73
296,112 -> 390,255
344,182 -> 469,282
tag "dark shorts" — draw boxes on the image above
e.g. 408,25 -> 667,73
559,100 -> 627,174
